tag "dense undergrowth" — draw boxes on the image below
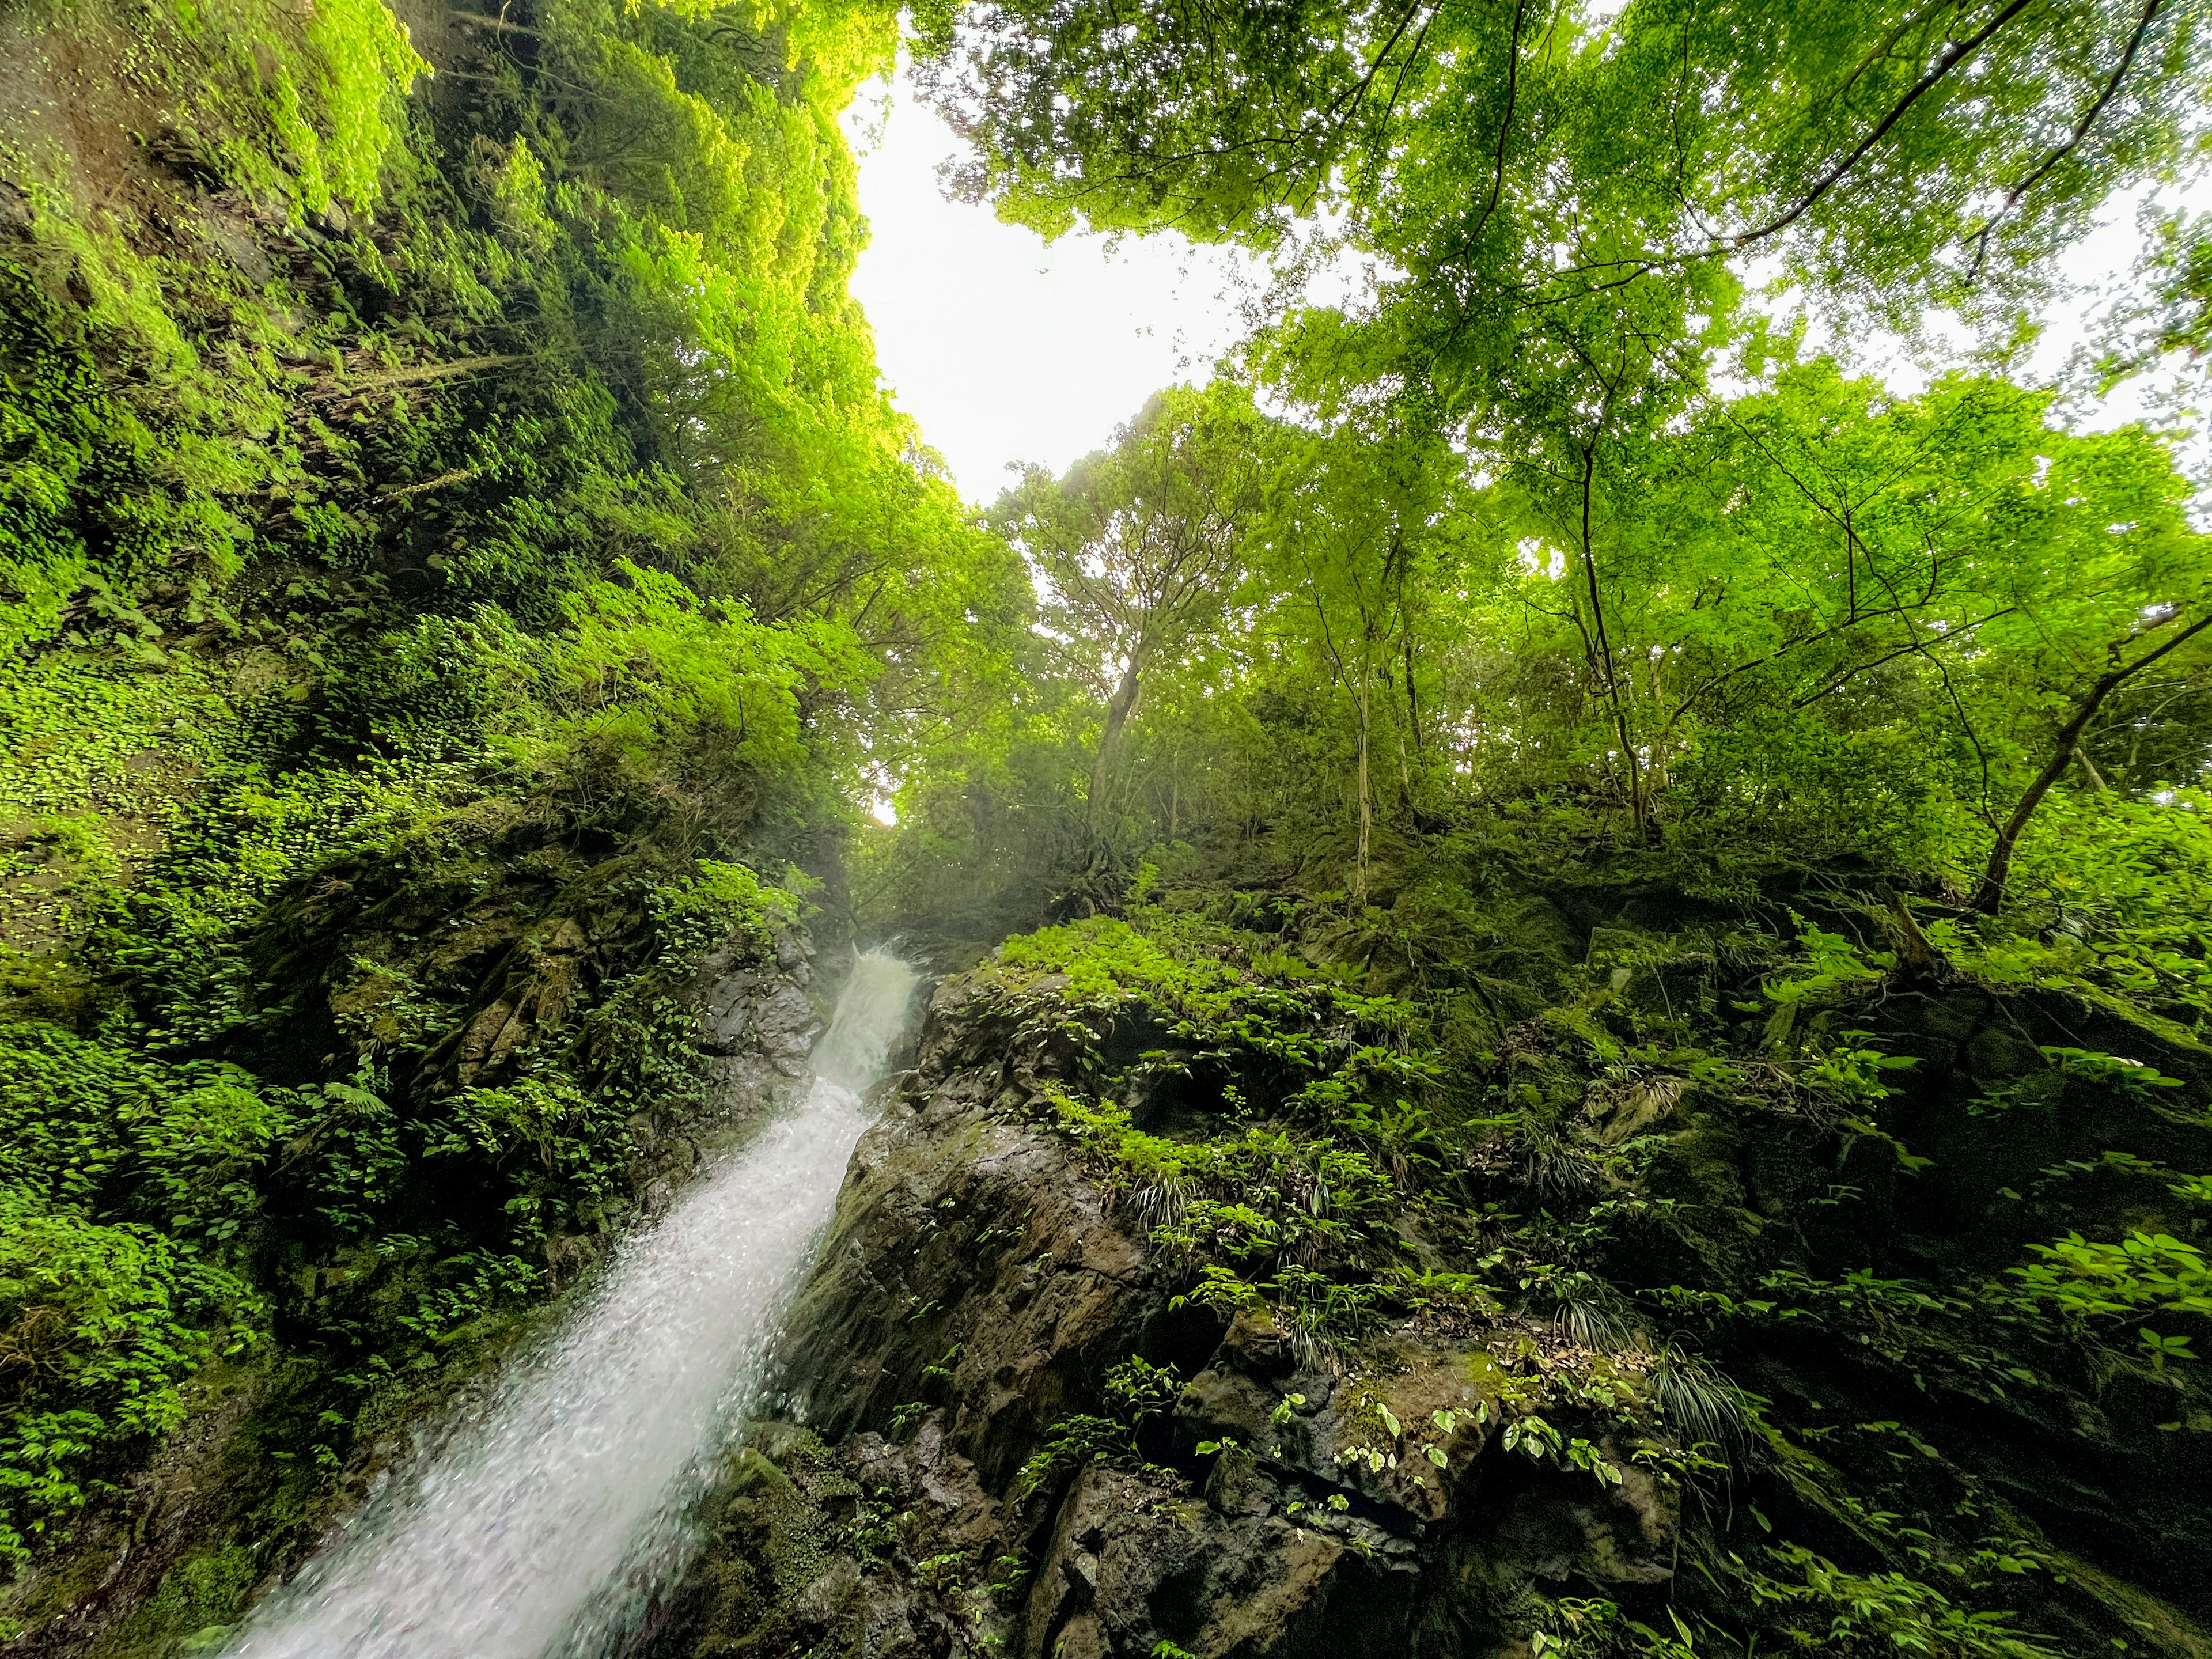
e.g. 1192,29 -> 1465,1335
953,819 -> 2212,1656
0,0 -> 1025,1625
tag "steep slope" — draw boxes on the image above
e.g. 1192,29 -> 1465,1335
650,873 -> 2212,1659
0,0 -> 1020,1644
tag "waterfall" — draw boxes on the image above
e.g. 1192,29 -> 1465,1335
223,949 -> 918,1659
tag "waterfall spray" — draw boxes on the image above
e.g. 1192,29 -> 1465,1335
223,949 -> 918,1659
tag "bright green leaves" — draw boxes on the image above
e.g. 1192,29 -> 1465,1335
1748,1544 -> 2063,1659
2039,1046 -> 2188,1094
548,558 -> 870,792
1479,361 -> 2212,899
997,903 -> 1439,1363
0,1193 -> 261,1565
432,1077 -> 616,1179
989,384 -> 1274,858
912,0 -> 2212,954
1762,916 -> 1892,1014
923,0 -> 2205,328
535,0 -> 1018,750
0,0 -> 1011,1575
945,351 -> 2210,963
959,379 -> 1490,908
995,903 -> 1406,1017
653,857 -> 800,952
1014,1355 -> 1180,1497
994,914 -> 1240,1005
1238,414 -> 1476,889
2009,1229 -> 2212,1329
291,0 -> 429,214
917,0 -> 1422,246
1500,1411 -> 1562,1460
0,1027 -> 287,1234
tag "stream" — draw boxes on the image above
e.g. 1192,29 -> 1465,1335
220,949 -> 919,1659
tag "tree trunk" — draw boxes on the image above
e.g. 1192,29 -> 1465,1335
1576,441 -> 1646,836
1355,671 -> 1372,902
1968,612 -> 2210,914
1403,633 -> 1422,760
1086,657 -> 1143,834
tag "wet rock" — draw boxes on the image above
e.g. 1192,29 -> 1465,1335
1218,1308 -> 1293,1378
645,976 -> 1676,1659
755,983 -> 824,1077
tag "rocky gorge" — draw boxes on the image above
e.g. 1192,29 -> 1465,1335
642,974 -> 1680,1659
627,910 -> 2212,1659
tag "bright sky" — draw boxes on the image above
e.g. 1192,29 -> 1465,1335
849,66 -> 2207,510
846,74 -> 1256,508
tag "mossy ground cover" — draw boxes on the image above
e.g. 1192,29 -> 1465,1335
960,834 -> 2212,1657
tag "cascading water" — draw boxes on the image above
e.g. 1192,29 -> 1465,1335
223,949 -> 919,1659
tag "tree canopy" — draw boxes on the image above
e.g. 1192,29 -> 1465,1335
867,0 -> 2212,960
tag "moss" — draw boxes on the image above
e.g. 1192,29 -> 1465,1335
1462,1349 -> 1510,1391
86,1544 -> 255,1659
677,1429 -> 881,1657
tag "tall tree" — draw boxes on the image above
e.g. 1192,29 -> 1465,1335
990,385 -> 1271,840
1255,421 -> 1467,893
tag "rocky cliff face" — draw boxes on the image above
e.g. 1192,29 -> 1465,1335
637,976 -> 1684,1659
634,940 -> 2212,1659
22,904 -> 2212,1659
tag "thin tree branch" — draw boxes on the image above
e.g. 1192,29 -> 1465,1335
1969,608 -> 2212,912
1963,0 -> 2164,282
1465,0 -> 1529,251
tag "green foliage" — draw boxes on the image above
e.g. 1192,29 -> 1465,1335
0,1191 -> 259,1563
0,0 -> 1031,1574
0,1028 -> 287,1235
1531,1544 -> 2066,1658
891,6 -> 2211,1653
1744,1544 -> 2062,1659
428,1078 -> 630,1234
922,0 -> 2199,357
994,913 -> 1252,1007
967,815 -> 2211,1652
2008,1230 -> 2212,1333
286,0 -> 430,214
3,0 -> 2211,1649
544,561 -> 872,801
1013,1357 -> 1180,1498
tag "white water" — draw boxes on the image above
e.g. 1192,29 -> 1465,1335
224,950 -> 918,1659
